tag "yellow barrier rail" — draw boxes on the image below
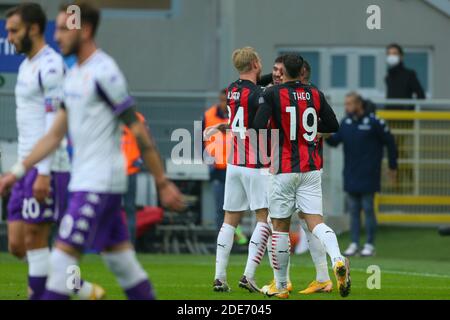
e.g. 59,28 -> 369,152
376,111 -> 450,121
375,109 -> 450,224
375,195 -> 450,224
376,195 -> 450,206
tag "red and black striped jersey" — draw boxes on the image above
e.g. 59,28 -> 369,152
253,81 -> 339,174
226,79 -> 268,168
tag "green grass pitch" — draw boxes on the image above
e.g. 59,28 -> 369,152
1,226 -> 449,300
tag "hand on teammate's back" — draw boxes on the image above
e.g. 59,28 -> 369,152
217,123 -> 229,133
317,132 -> 332,139
203,123 -> 229,140
158,180 -> 187,212
33,174 -> 51,203
0,173 -> 17,196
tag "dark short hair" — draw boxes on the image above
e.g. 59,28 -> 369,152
387,43 -> 404,56
274,56 -> 283,64
5,3 -> 47,35
302,60 -> 311,81
60,1 -> 101,37
281,53 -> 304,79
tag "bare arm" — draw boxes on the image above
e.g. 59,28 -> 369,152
203,123 -> 230,140
0,108 -> 67,196
129,121 -> 167,187
34,112 -> 57,176
22,108 -> 68,171
120,108 -> 186,212
318,92 -> 339,133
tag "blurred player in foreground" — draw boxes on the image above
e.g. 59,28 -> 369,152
253,53 -> 350,299
0,1 -> 185,300
212,47 -> 271,293
4,2 -> 103,300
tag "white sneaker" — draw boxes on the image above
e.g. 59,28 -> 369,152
343,243 -> 359,257
360,243 -> 375,257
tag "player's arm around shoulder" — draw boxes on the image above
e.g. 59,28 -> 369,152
325,117 -> 348,147
252,86 -> 275,130
318,90 -> 339,133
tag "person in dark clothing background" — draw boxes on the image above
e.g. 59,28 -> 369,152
326,92 -> 398,257
385,43 -> 426,109
385,43 -> 425,194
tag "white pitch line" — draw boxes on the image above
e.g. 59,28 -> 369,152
351,268 -> 450,279
144,260 -> 450,279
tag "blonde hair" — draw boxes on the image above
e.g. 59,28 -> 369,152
232,47 -> 260,73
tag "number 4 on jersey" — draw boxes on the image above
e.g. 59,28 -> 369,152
227,105 -> 246,139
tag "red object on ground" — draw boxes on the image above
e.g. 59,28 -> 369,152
136,207 -> 164,238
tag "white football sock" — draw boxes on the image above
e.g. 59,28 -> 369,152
102,249 -> 148,289
46,248 -> 79,295
267,218 -> 274,269
268,235 -> 291,281
267,235 -> 274,269
267,218 -> 290,283
300,220 -> 330,282
287,257 -> 291,283
27,247 -> 50,277
312,223 -> 344,266
271,231 -> 290,290
214,223 -> 235,281
244,222 -> 270,280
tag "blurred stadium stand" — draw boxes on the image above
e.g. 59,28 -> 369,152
132,92 -> 217,158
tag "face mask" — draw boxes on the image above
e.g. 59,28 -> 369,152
387,54 -> 400,67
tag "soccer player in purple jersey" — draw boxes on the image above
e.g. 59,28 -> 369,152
1,1 -> 185,300
4,2 -> 104,300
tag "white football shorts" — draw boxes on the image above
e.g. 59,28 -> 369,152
268,170 -> 323,219
223,164 -> 269,212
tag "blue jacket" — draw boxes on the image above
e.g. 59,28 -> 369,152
326,112 -> 398,193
